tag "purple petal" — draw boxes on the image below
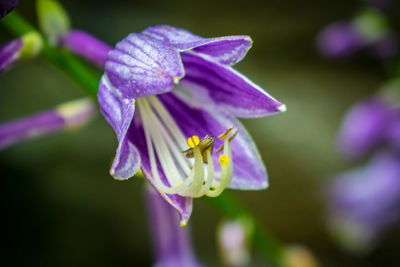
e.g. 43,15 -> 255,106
98,75 -> 141,179
128,114 -> 193,224
0,38 -> 22,74
0,0 -> 18,20
179,52 -> 285,118
146,186 -> 203,267
105,33 -> 185,98
60,30 -> 112,66
158,92 -> 268,189
143,25 -> 252,65
337,97 -> 392,158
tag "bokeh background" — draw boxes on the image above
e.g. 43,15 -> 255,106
1,0 -> 400,266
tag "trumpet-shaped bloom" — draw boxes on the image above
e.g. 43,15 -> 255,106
97,25 -> 286,223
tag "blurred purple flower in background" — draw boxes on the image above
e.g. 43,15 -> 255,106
316,8 -> 398,60
146,186 -> 203,267
0,0 -> 18,20
327,152 -> 400,251
336,96 -> 397,158
316,22 -> 364,59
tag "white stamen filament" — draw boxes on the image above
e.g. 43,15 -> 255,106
137,96 -> 234,198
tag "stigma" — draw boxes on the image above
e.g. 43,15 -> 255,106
137,96 -> 237,198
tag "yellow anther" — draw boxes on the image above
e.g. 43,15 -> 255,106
219,155 -> 230,166
176,182 -> 182,186
180,221 -> 187,227
218,126 -> 234,140
187,135 -> 200,148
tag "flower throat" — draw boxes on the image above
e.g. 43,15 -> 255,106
137,96 -> 236,198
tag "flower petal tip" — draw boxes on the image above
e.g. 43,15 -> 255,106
110,167 -> 137,181
277,104 -> 287,113
261,180 -> 269,189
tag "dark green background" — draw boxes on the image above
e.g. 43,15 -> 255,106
1,0 -> 399,266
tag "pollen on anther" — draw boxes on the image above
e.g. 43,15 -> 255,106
187,135 -> 200,148
219,155 -> 230,166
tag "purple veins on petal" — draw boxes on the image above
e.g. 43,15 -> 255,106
158,92 -> 268,189
98,75 -> 141,179
99,25 -> 285,222
128,118 -> 193,224
143,25 -> 253,65
105,32 -> 185,99
179,52 -> 285,118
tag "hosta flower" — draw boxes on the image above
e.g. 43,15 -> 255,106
327,152 -> 400,251
96,25 -> 286,223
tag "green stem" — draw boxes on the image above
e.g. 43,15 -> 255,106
1,11 -> 285,266
1,12 -> 99,98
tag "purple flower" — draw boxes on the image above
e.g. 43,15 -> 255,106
316,9 -> 398,60
0,0 -> 18,20
97,25 -> 286,223
316,22 -> 364,59
327,152 -> 400,251
336,96 -> 395,158
0,32 -> 43,74
0,98 -> 96,150
146,186 -> 203,267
